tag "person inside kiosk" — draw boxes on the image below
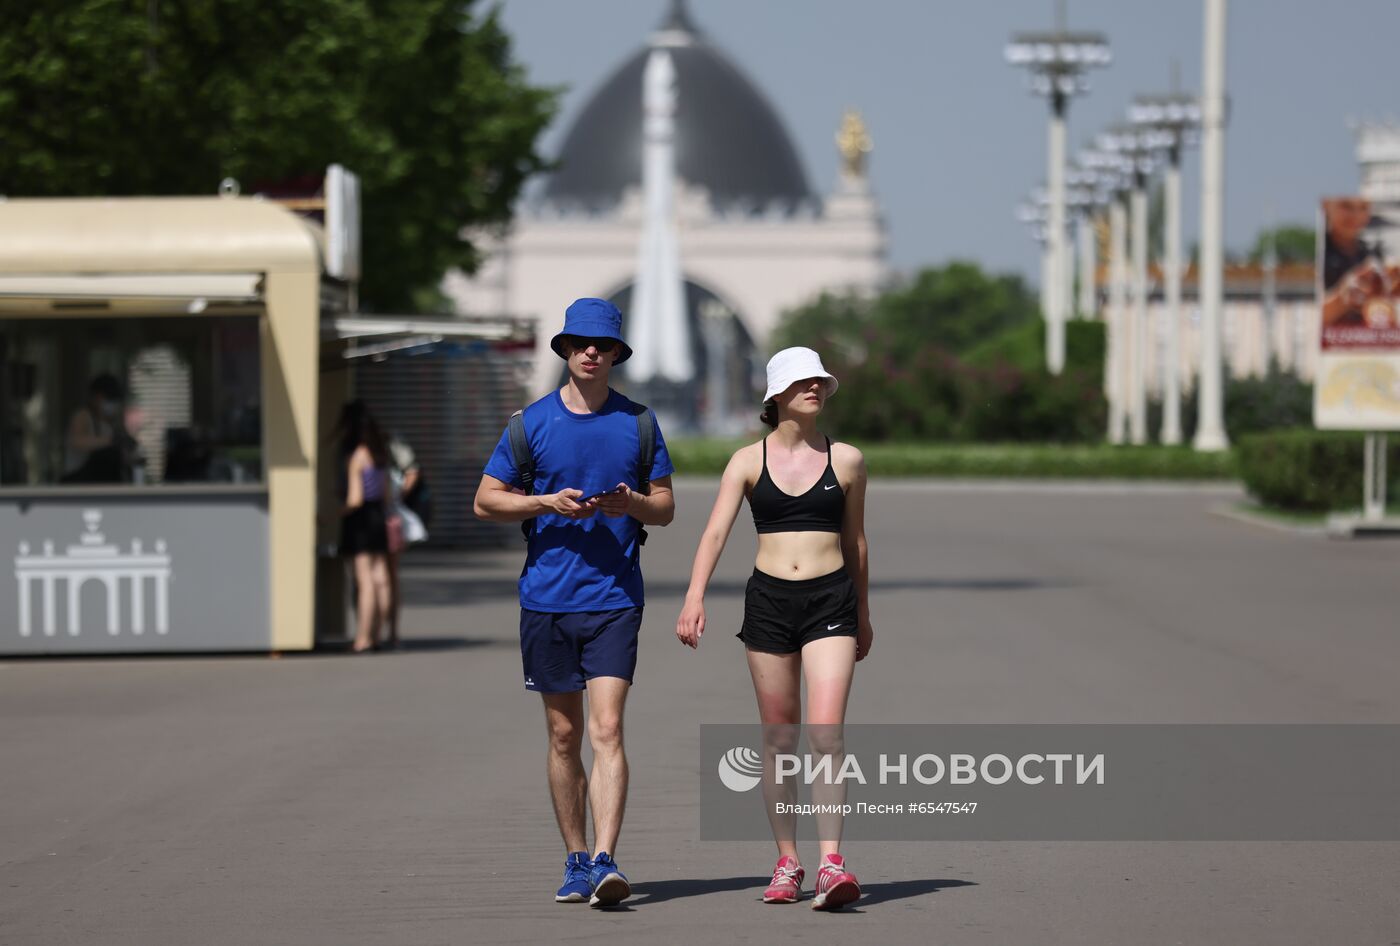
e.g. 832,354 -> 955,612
0,315 -> 262,488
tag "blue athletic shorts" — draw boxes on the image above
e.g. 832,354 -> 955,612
519,607 -> 643,693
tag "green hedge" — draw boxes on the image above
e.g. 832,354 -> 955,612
1237,429 -> 1400,511
667,440 -> 1237,480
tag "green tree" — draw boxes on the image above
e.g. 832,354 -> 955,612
1248,225 -> 1316,265
771,263 -> 1104,442
773,262 -> 1038,358
0,0 -> 556,310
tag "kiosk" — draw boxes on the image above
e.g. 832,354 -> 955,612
0,195 -> 350,653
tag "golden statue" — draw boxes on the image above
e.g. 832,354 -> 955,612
836,109 -> 873,179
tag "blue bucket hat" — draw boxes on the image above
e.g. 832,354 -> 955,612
550,298 -> 632,364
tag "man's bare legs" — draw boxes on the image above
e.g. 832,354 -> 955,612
542,692 -> 588,853
585,676 -> 630,858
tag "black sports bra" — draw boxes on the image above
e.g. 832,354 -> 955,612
749,436 -> 845,534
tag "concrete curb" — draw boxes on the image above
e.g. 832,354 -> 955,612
1208,502 -> 1327,536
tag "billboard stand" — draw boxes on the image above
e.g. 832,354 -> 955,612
1316,196 -> 1400,537
1328,433 -> 1400,537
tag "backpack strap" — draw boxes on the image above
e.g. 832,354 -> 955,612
506,409 -> 535,541
627,402 -> 656,546
632,404 -> 656,496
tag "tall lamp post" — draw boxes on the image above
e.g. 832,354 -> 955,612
1079,149 -> 1131,443
1018,196 -> 1054,324
1067,163 -> 1102,320
1006,5 -> 1111,375
1130,91 -> 1202,446
1194,0 -> 1230,451
1098,126 -> 1169,445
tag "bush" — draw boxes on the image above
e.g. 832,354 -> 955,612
1237,429 -> 1400,511
666,439 -> 1237,480
1150,364 -> 1314,443
772,266 -> 1106,444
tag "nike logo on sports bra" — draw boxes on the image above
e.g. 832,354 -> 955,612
824,484 -> 838,490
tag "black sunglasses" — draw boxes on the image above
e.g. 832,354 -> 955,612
563,335 -> 619,353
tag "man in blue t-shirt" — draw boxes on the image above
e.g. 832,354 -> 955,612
473,297 -> 675,908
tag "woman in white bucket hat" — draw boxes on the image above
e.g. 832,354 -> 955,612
676,346 -> 872,910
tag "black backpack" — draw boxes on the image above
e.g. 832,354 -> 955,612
507,401 -> 657,545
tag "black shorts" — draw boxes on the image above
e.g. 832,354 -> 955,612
340,503 -> 388,556
737,567 -> 859,654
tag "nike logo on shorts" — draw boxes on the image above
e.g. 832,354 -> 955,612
827,623 -> 842,630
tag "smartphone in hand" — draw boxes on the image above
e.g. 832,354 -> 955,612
580,485 -> 625,503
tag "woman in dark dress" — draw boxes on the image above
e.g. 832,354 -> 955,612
336,400 -> 393,653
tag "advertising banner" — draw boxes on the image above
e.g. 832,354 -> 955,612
1314,196 -> 1400,428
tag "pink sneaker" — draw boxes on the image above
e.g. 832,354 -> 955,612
811,853 -> 860,910
762,855 -> 804,903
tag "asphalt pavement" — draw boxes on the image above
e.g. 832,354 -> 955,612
3,480 -> 1398,945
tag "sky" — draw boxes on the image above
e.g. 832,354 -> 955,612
495,0 -> 1399,284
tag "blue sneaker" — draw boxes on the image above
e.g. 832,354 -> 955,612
555,851 -> 593,903
587,852 -> 631,907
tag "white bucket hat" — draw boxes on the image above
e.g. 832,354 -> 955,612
763,347 -> 839,403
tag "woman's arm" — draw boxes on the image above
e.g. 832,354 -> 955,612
341,448 -> 365,516
675,448 -> 753,648
837,444 -> 873,661
68,409 -> 111,452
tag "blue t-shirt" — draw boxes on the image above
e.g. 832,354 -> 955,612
483,388 -> 674,613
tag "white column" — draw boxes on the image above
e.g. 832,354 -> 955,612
18,575 -> 32,637
1046,107 -> 1067,374
67,577 -> 82,636
103,576 -> 119,634
1161,154 -> 1184,444
155,574 -> 170,634
42,574 -> 56,636
131,573 -> 145,634
1130,182 -> 1149,445
1078,213 -> 1097,319
1108,198 -> 1128,443
1194,0 -> 1229,451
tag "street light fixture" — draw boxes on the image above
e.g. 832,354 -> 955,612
1130,90 -> 1202,445
1006,3 -> 1111,376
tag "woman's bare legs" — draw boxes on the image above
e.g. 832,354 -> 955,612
746,648 -> 803,860
367,553 -> 391,647
351,553 -> 377,651
802,635 -> 857,858
352,552 -> 392,651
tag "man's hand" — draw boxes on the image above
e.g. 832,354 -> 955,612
547,489 -> 598,520
594,483 -> 634,518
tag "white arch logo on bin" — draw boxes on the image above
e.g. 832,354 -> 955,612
718,746 -> 764,793
13,509 -> 173,638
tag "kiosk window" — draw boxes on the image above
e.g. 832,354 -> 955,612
0,316 -> 261,486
